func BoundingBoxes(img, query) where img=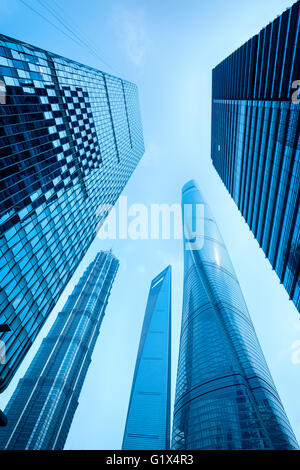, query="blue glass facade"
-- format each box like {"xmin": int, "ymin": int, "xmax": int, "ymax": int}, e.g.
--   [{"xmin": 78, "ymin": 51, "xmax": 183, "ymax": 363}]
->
[
  {"xmin": 172, "ymin": 180, "xmax": 298, "ymax": 450},
  {"xmin": 0, "ymin": 33, "xmax": 144, "ymax": 391},
  {"xmin": 122, "ymin": 266, "xmax": 171, "ymax": 450},
  {"xmin": 211, "ymin": 1, "xmax": 300, "ymax": 311},
  {"xmin": 0, "ymin": 251, "xmax": 119, "ymax": 449}
]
